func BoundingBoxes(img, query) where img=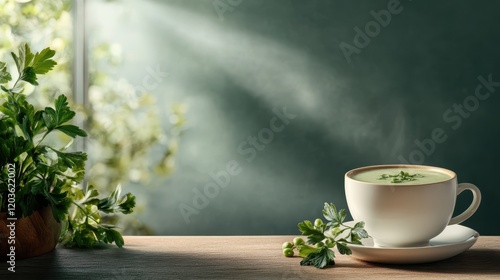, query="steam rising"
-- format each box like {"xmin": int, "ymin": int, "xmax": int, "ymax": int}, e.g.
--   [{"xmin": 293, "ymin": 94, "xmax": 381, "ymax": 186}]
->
[{"xmin": 86, "ymin": 0, "xmax": 493, "ymax": 235}]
